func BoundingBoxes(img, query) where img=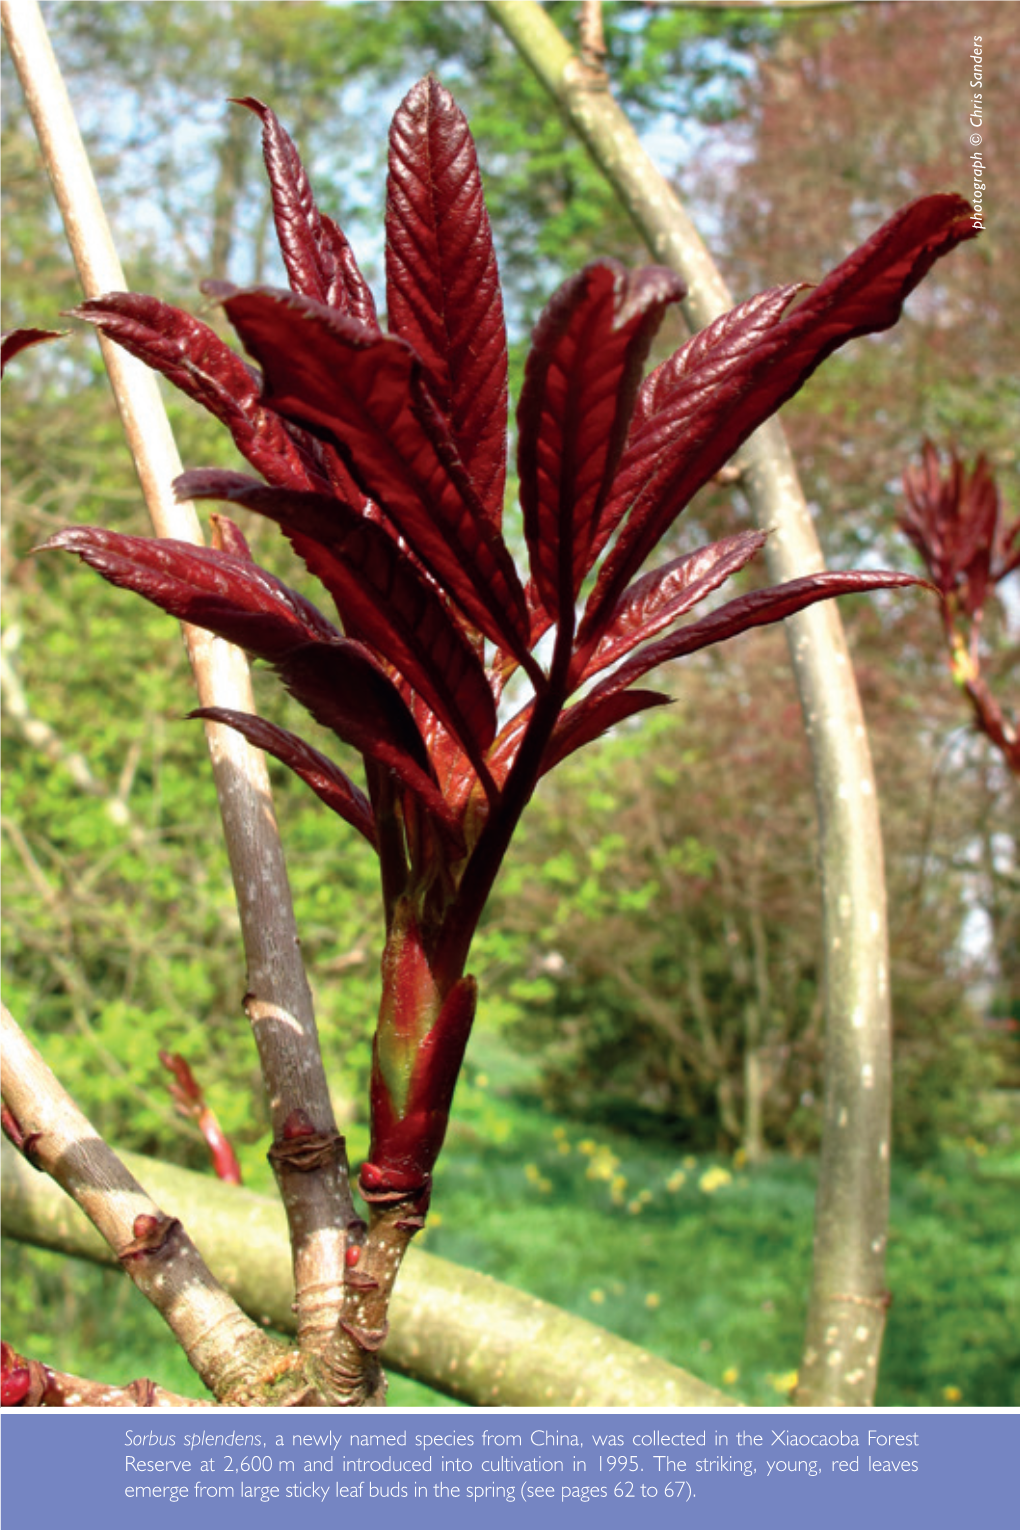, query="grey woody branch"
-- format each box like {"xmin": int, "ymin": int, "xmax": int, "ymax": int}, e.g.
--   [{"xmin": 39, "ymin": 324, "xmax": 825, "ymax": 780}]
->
[{"xmin": 0, "ymin": 1004, "xmax": 286, "ymax": 1401}]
